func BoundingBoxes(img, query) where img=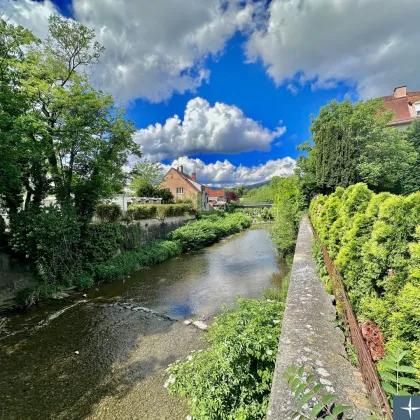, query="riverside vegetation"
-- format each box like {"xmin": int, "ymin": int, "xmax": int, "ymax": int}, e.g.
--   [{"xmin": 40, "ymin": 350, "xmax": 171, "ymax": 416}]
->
[
  {"xmin": 165, "ymin": 177, "xmax": 301, "ymax": 419},
  {"xmin": 12, "ymin": 209, "xmax": 251, "ymax": 306},
  {"xmin": 310, "ymin": 183, "xmax": 420, "ymax": 393}
]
